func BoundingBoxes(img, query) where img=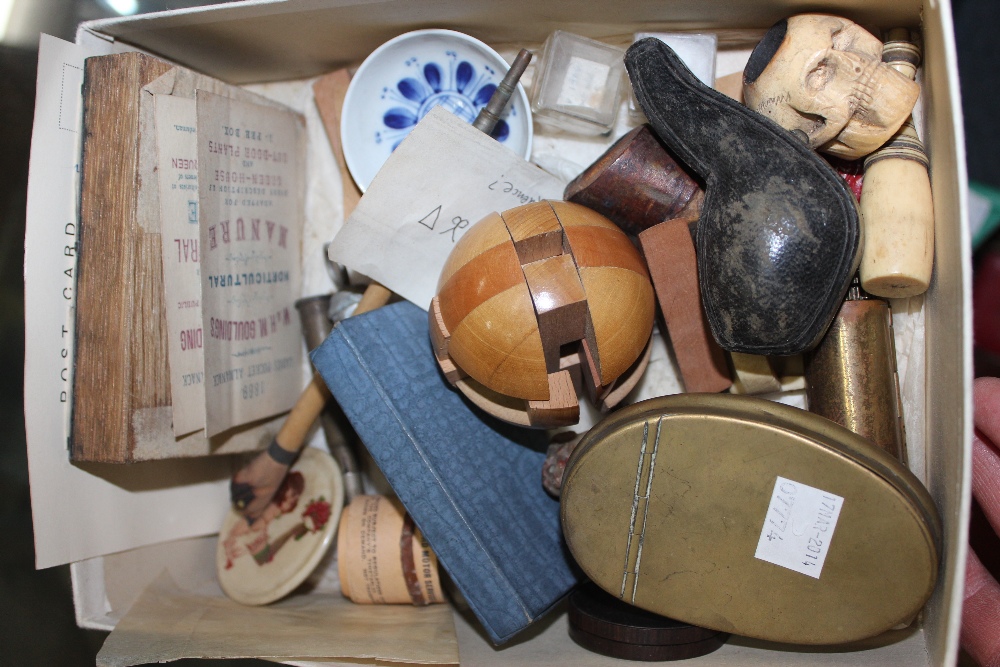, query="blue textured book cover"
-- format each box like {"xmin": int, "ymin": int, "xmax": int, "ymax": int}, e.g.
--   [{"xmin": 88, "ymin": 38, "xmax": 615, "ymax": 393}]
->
[{"xmin": 311, "ymin": 301, "xmax": 579, "ymax": 644}]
